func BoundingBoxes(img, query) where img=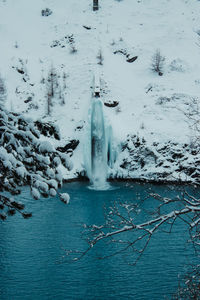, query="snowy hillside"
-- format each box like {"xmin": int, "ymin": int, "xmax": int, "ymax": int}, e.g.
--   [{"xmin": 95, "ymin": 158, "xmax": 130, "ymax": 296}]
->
[{"xmin": 1, "ymin": 0, "xmax": 200, "ymax": 181}]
